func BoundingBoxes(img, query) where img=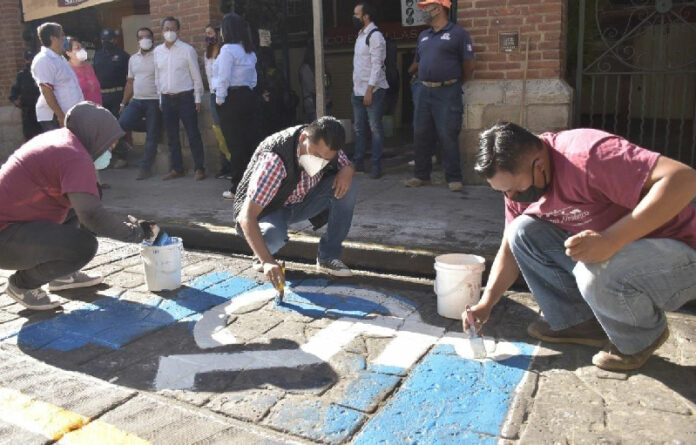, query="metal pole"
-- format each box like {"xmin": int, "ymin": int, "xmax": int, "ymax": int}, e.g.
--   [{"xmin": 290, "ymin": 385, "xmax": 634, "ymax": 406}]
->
[
  {"xmin": 574, "ymin": 0, "xmax": 586, "ymax": 127},
  {"xmin": 312, "ymin": 0, "xmax": 326, "ymax": 118}
]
